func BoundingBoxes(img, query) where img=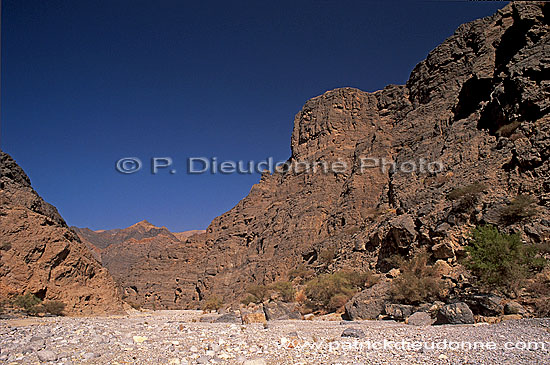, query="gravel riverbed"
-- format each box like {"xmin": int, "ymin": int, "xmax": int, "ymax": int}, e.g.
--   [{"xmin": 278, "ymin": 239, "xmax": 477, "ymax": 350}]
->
[{"xmin": 1, "ymin": 310, "xmax": 549, "ymax": 364}]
